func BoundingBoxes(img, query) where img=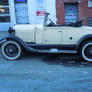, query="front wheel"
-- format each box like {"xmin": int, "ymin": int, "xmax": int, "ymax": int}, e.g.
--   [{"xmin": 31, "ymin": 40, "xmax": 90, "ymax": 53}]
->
[
  {"xmin": 1, "ymin": 40, "xmax": 22, "ymax": 60},
  {"xmin": 80, "ymin": 41, "xmax": 92, "ymax": 62}
]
